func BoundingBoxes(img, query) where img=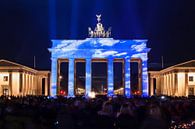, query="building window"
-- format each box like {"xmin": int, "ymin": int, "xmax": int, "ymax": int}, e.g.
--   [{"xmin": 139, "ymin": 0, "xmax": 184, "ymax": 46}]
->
[
  {"xmin": 189, "ymin": 76, "xmax": 194, "ymax": 82},
  {"xmin": 3, "ymin": 76, "xmax": 8, "ymax": 82}
]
